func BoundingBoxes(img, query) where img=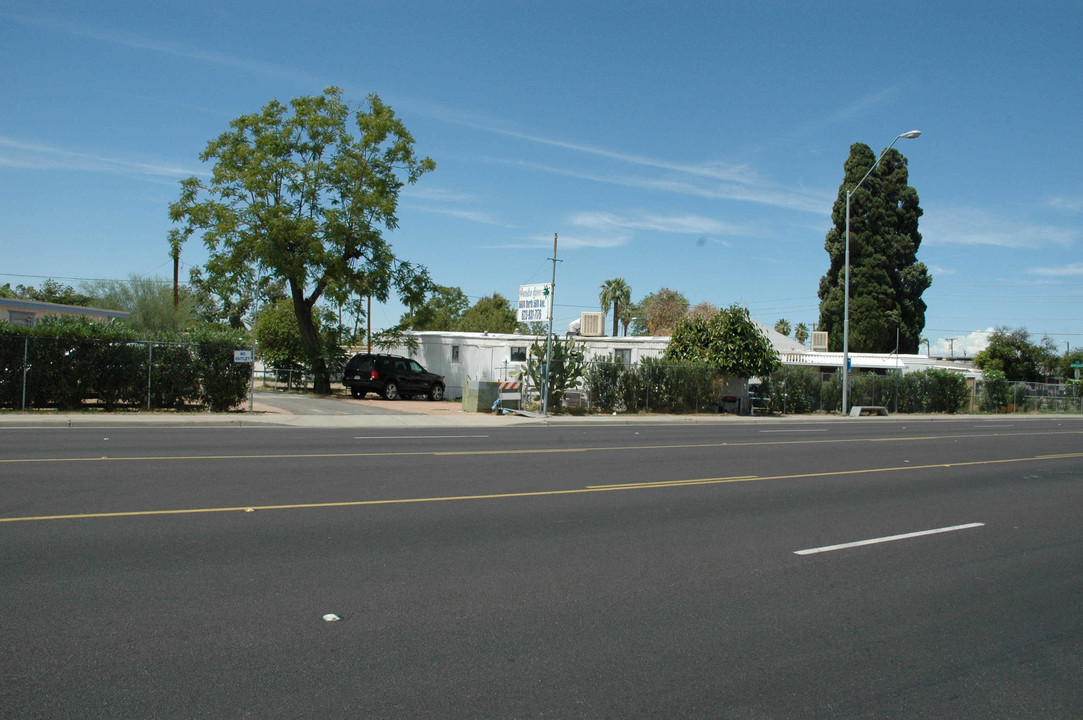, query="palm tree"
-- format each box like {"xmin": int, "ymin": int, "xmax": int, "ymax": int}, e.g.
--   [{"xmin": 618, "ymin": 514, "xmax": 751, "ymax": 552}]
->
[
  {"xmin": 794, "ymin": 322, "xmax": 810, "ymax": 346},
  {"xmin": 599, "ymin": 278, "xmax": 631, "ymax": 337}
]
